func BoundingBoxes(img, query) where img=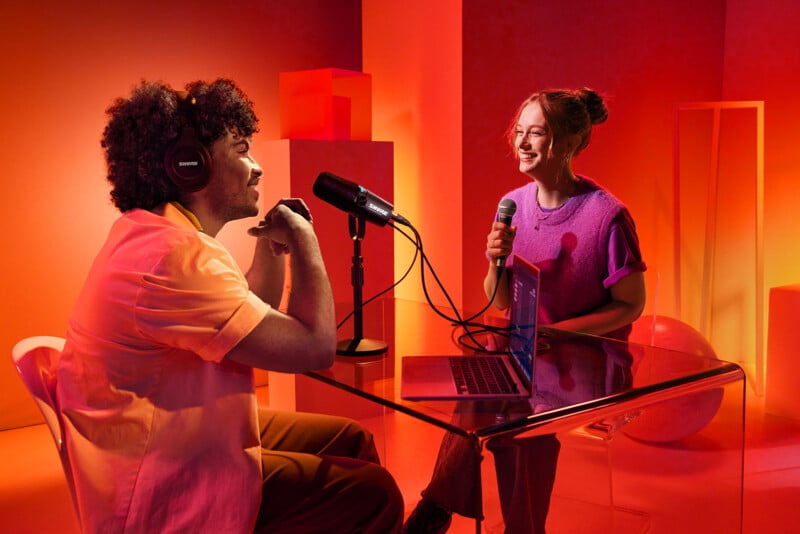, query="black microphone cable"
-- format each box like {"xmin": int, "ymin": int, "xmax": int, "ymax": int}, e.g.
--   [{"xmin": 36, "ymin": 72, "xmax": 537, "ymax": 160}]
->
[
  {"xmin": 393, "ymin": 219, "xmax": 513, "ymax": 354},
  {"xmin": 330, "ymin": 206, "xmax": 515, "ymax": 354}
]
